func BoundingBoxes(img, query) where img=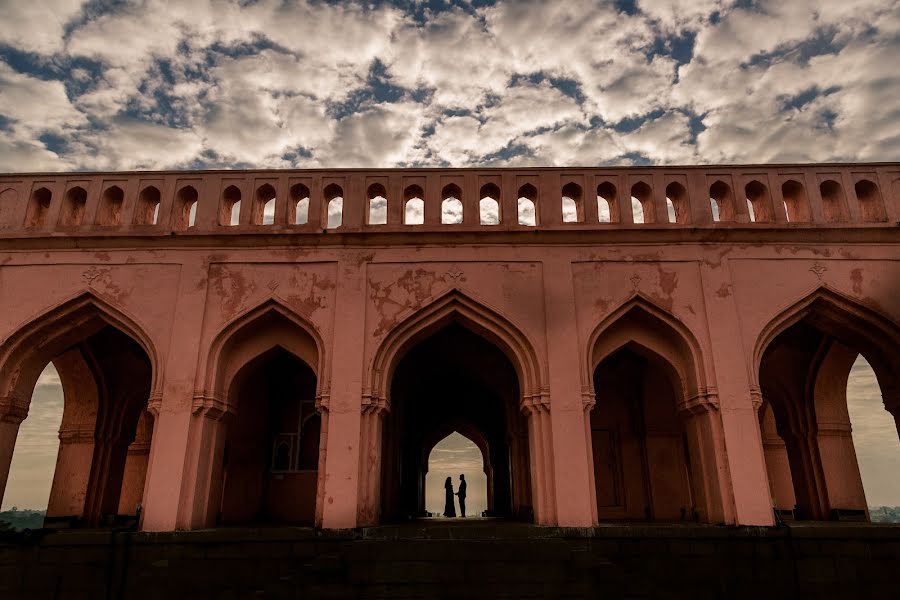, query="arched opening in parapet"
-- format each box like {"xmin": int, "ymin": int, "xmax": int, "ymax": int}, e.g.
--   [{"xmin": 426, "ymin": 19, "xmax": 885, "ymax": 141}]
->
[
  {"xmin": 745, "ymin": 180, "xmax": 772, "ymax": 223},
  {"xmin": 98, "ymin": 185, "xmax": 124, "ymax": 226},
  {"xmin": 0, "ymin": 302, "xmax": 155, "ymax": 529},
  {"xmin": 479, "ymin": 183, "xmax": 500, "ymax": 225},
  {"xmin": 367, "ymin": 183, "xmax": 388, "ymax": 225},
  {"xmin": 854, "ymin": 180, "xmax": 886, "ymax": 223},
  {"xmin": 221, "ymin": 185, "xmax": 241, "ymax": 226},
  {"xmin": 381, "ymin": 323, "xmax": 531, "ymax": 522},
  {"xmin": 781, "ymin": 180, "xmax": 810, "ymax": 223},
  {"xmin": 219, "ymin": 348, "xmax": 320, "ymax": 525},
  {"xmin": 597, "ymin": 181, "xmax": 617, "ymax": 223},
  {"xmin": 517, "ymin": 184, "xmax": 537, "ymax": 226},
  {"xmin": 589, "ymin": 303, "xmax": 716, "ymax": 523},
  {"xmin": 253, "ymin": 184, "xmax": 277, "ymax": 226},
  {"xmin": 665, "ymin": 182, "xmax": 688, "ymax": 224},
  {"xmin": 404, "ymin": 185, "xmax": 424, "ymax": 225},
  {"xmin": 60, "ymin": 186, "xmax": 87, "ymax": 227},
  {"xmin": 756, "ymin": 292, "xmax": 900, "ymax": 522},
  {"xmin": 26, "ymin": 187, "xmax": 52, "ymax": 229},
  {"xmin": 820, "ymin": 180, "xmax": 849, "ymax": 223},
  {"xmin": 290, "ymin": 183, "xmax": 310, "ymax": 225},
  {"xmin": 324, "ymin": 183, "xmax": 343, "ymax": 229},
  {"xmin": 709, "ymin": 180, "xmax": 734, "ymax": 223},
  {"xmin": 135, "ymin": 186, "xmax": 161, "ymax": 226},
  {"xmin": 631, "ymin": 182, "xmax": 652, "ymax": 224},
  {"xmin": 561, "ymin": 182, "xmax": 583, "ymax": 223},
  {"xmin": 174, "ymin": 186, "xmax": 198, "ymax": 230},
  {"xmin": 441, "ymin": 184, "xmax": 463, "ymax": 225},
  {"xmin": 425, "ymin": 431, "xmax": 489, "ymax": 518}
]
